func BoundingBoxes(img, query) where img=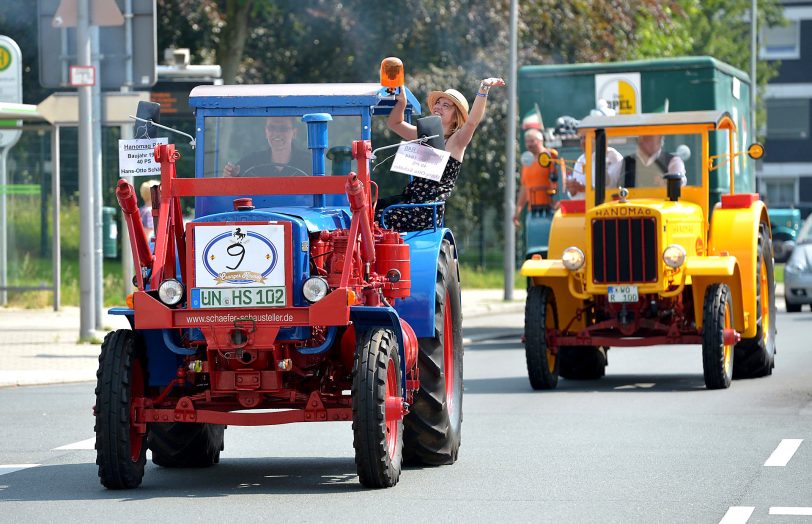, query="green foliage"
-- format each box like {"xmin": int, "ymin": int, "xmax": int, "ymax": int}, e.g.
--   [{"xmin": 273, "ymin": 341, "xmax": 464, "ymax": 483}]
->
[
  {"xmin": 0, "ymin": 0, "xmax": 790, "ymax": 301},
  {"xmin": 459, "ymin": 263, "xmax": 524, "ymax": 290}
]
